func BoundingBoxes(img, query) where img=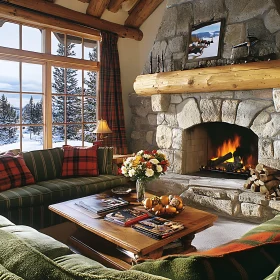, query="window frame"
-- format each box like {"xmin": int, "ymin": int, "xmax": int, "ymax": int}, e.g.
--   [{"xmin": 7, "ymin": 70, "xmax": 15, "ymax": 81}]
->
[{"xmin": 0, "ymin": 18, "xmax": 101, "ymax": 150}]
